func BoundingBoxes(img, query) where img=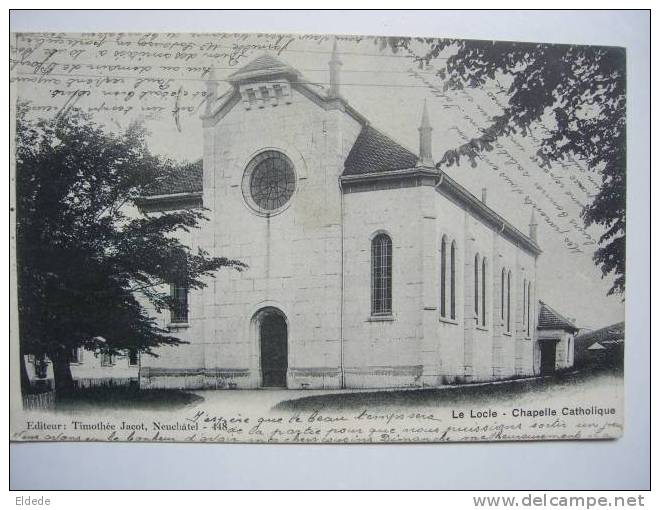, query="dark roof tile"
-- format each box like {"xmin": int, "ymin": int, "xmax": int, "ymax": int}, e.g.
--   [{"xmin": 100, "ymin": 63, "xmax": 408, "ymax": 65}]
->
[
  {"xmin": 144, "ymin": 160, "xmax": 203, "ymax": 196},
  {"xmin": 575, "ymin": 321, "xmax": 625, "ymax": 345},
  {"xmin": 538, "ymin": 300, "xmax": 578, "ymax": 331},
  {"xmin": 343, "ymin": 125, "xmax": 419, "ymax": 176}
]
